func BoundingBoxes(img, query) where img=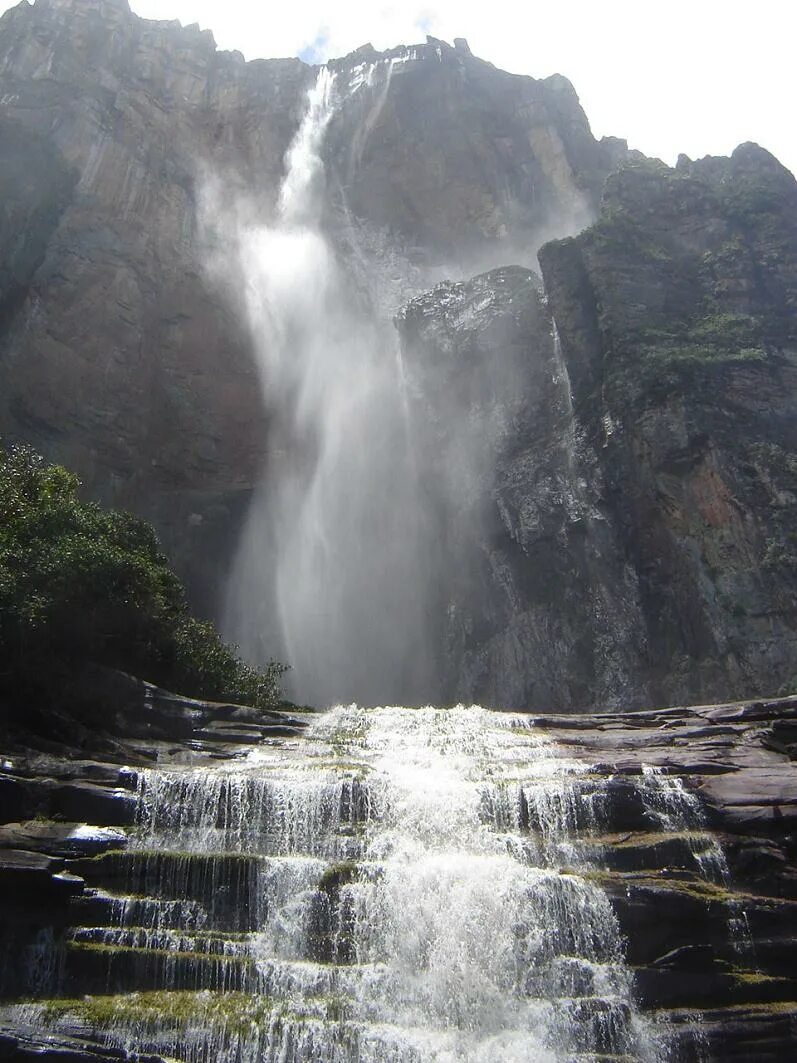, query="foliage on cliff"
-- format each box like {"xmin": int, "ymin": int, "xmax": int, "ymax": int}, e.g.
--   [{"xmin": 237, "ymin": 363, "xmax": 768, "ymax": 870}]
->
[{"xmin": 0, "ymin": 445, "xmax": 287, "ymax": 710}]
